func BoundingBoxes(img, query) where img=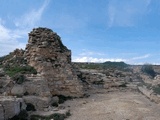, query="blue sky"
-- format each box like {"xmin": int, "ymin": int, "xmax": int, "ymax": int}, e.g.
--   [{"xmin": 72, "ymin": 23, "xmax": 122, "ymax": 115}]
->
[{"xmin": 0, "ymin": 0, "xmax": 160, "ymax": 64}]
